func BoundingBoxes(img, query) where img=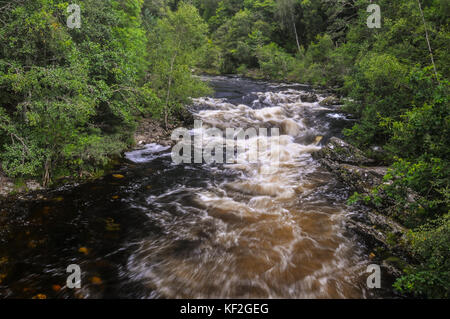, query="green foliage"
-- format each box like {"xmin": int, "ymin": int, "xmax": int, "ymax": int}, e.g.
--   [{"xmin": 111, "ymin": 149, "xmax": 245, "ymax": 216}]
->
[
  {"xmin": 380, "ymin": 157, "xmax": 449, "ymax": 227},
  {"xmin": 343, "ymin": 53, "xmax": 410, "ymax": 147},
  {"xmin": 212, "ymin": 8, "xmax": 260, "ymax": 72},
  {"xmin": 345, "ymin": 68, "xmax": 449, "ymax": 297},
  {"xmin": 0, "ymin": 0, "xmax": 209, "ymax": 184},
  {"xmin": 182, "ymin": 0, "xmax": 450, "ymax": 300},
  {"xmin": 394, "ymin": 214, "xmax": 450, "ymax": 298},
  {"xmin": 147, "ymin": 2, "xmax": 211, "ymax": 127},
  {"xmin": 197, "ymin": 39, "xmax": 223, "ymax": 73},
  {"xmin": 385, "ymin": 74, "xmax": 449, "ymax": 160},
  {"xmin": 287, "ymin": 34, "xmax": 351, "ymax": 86},
  {"xmin": 0, "ymin": 0, "xmax": 150, "ymax": 184},
  {"xmin": 369, "ymin": 72, "xmax": 449, "ymax": 227},
  {"xmin": 256, "ymin": 43, "xmax": 295, "ymax": 80},
  {"xmin": 0, "ymin": 0, "xmax": 448, "ymax": 298}
]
